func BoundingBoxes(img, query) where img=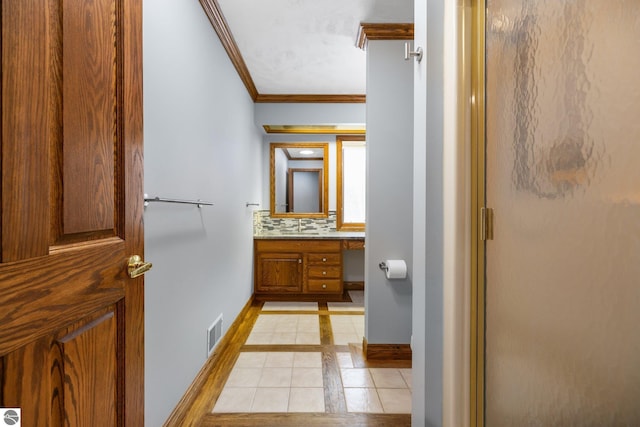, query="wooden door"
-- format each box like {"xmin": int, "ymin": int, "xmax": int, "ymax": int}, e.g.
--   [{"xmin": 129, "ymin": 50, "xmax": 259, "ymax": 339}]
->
[{"xmin": 0, "ymin": 0, "xmax": 144, "ymax": 425}]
